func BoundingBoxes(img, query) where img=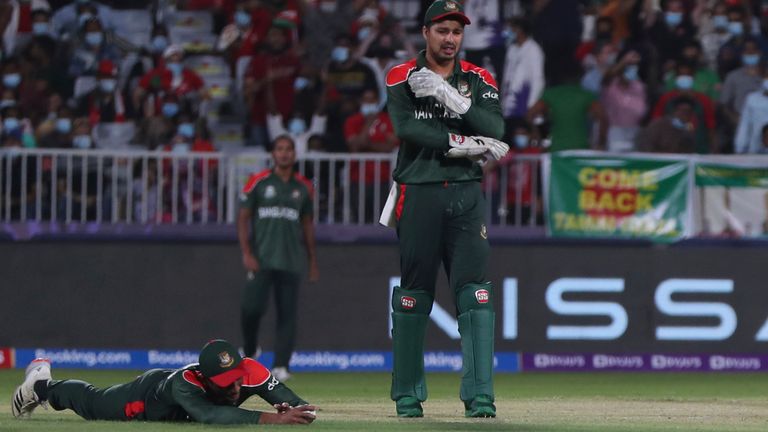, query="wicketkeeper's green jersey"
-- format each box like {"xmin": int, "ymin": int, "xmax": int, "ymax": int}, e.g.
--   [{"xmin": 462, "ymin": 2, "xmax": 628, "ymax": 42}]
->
[
  {"xmin": 385, "ymin": 50, "xmax": 505, "ymax": 185},
  {"xmin": 240, "ymin": 169, "xmax": 313, "ymax": 274}
]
